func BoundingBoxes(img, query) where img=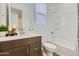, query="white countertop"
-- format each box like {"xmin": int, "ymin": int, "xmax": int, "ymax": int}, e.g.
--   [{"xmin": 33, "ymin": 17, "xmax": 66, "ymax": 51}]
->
[{"xmin": 0, "ymin": 32, "xmax": 41, "ymax": 42}]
